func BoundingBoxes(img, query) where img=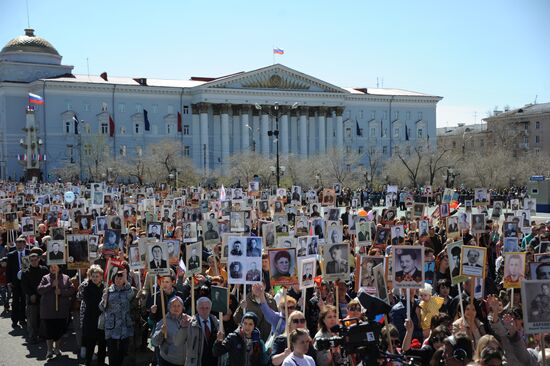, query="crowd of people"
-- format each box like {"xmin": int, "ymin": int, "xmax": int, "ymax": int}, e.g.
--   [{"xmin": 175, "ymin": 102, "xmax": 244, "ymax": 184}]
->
[{"xmin": 0, "ymin": 180, "xmax": 548, "ymax": 366}]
